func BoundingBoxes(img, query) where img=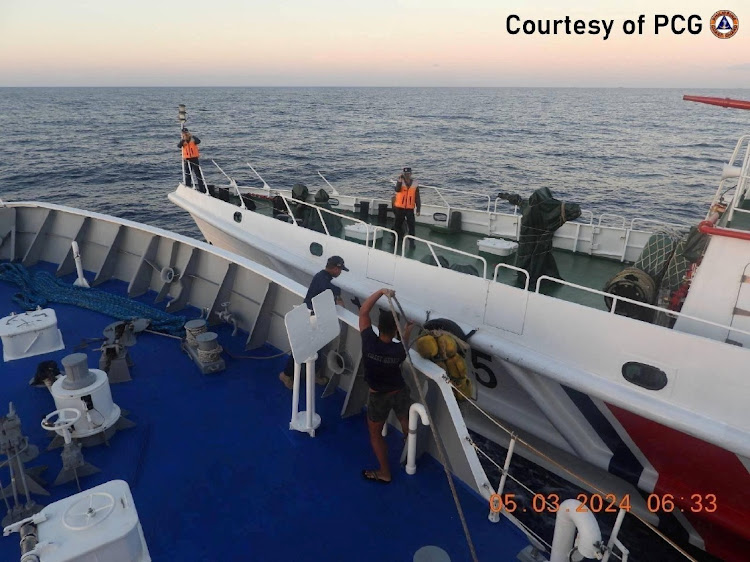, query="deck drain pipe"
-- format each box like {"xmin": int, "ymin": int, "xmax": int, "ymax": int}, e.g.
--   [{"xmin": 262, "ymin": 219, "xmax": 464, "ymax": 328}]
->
[
  {"xmin": 550, "ymin": 499, "xmax": 603, "ymax": 562},
  {"xmin": 406, "ymin": 403, "xmax": 430, "ymax": 475}
]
